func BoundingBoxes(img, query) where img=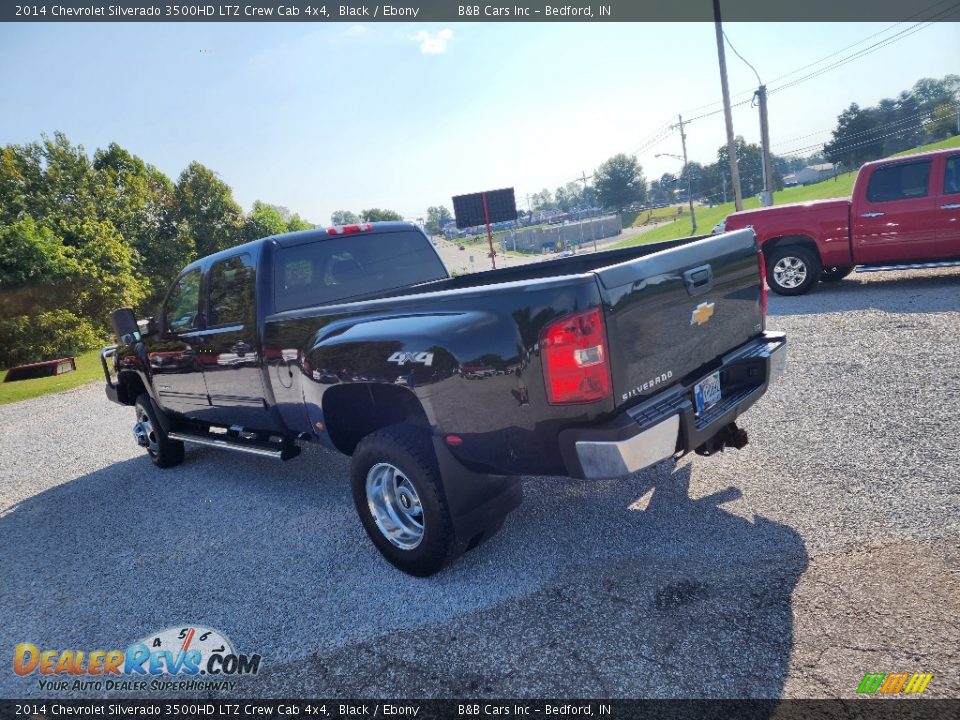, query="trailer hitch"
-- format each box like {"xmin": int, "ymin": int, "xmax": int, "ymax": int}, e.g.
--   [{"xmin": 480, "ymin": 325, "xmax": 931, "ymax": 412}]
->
[{"xmin": 695, "ymin": 422, "xmax": 749, "ymax": 457}]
